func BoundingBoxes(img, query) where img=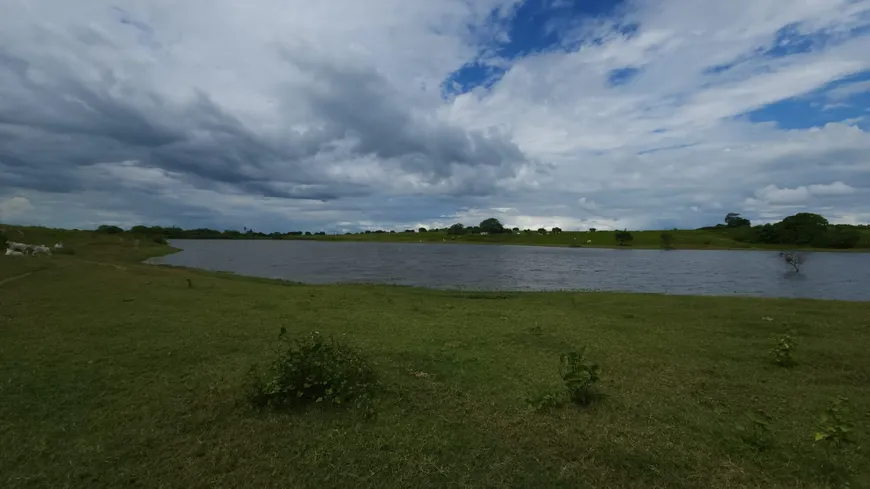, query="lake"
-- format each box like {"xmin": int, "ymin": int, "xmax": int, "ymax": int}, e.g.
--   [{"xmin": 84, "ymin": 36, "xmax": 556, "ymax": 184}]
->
[{"xmin": 148, "ymin": 240, "xmax": 870, "ymax": 301}]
